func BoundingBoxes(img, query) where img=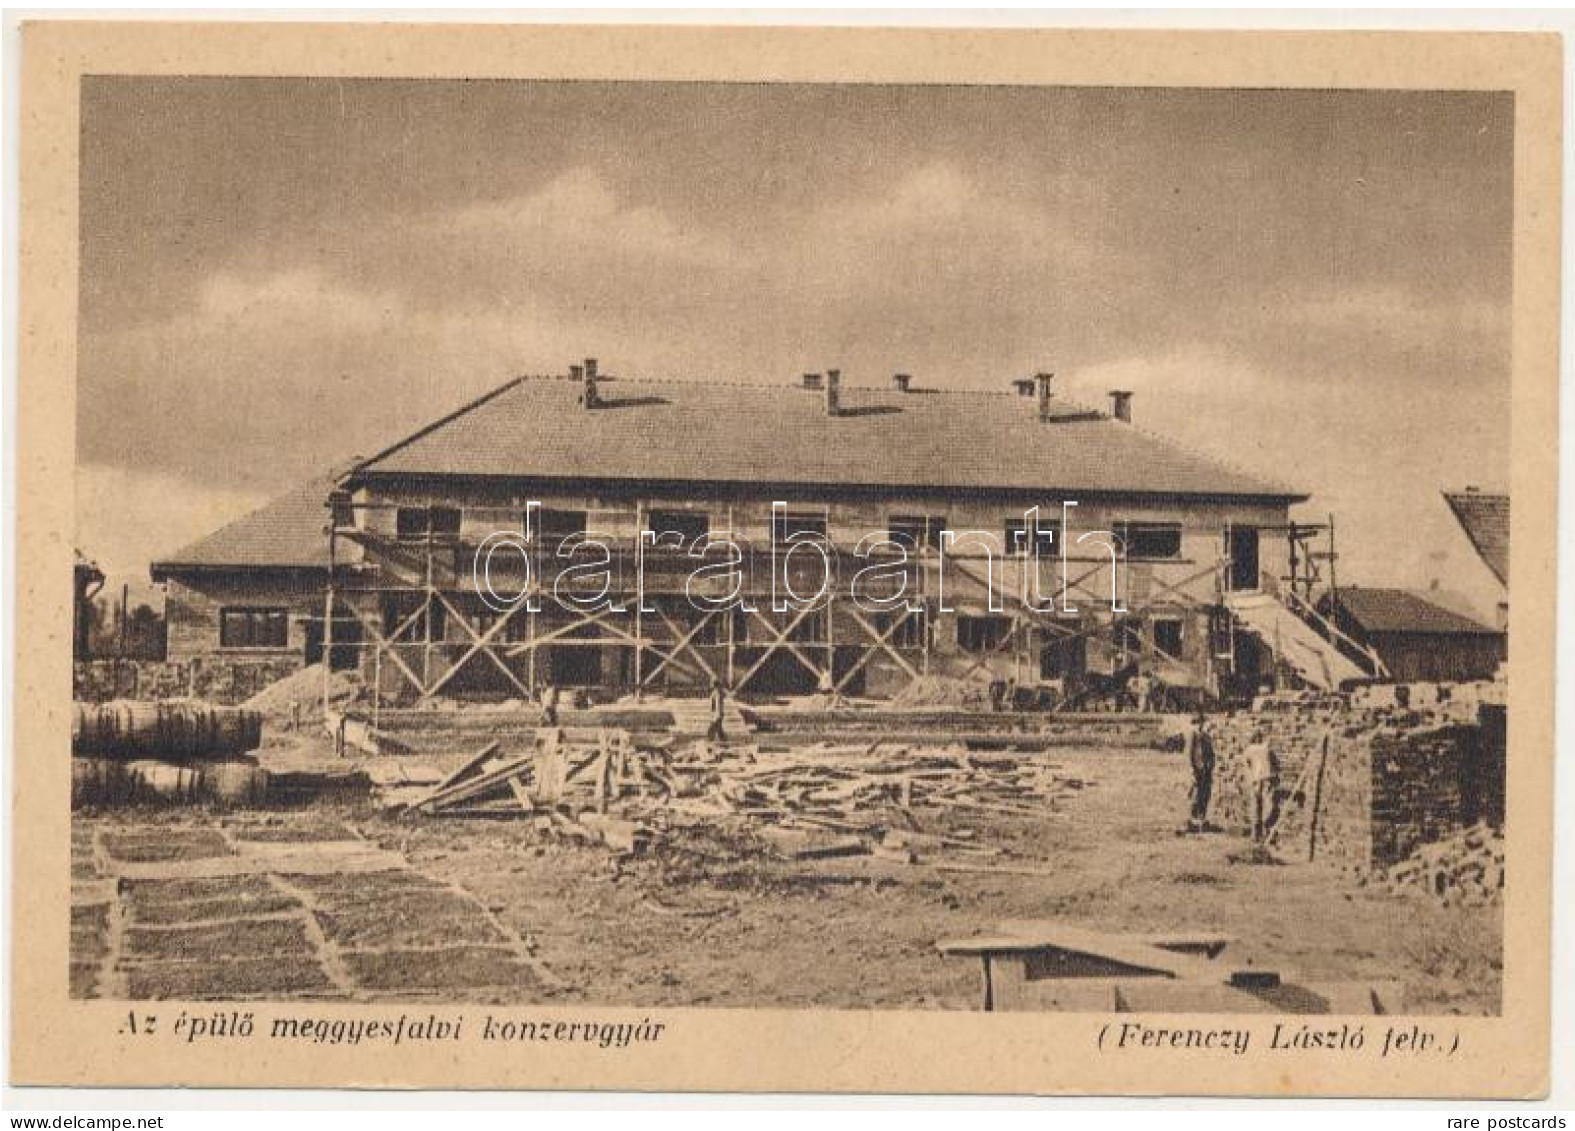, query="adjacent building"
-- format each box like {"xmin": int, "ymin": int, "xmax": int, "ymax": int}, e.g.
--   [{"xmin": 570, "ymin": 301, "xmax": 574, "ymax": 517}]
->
[
  {"xmin": 1442, "ymin": 488, "xmax": 1510, "ymax": 633},
  {"xmin": 150, "ymin": 471, "xmax": 357, "ymax": 670},
  {"xmin": 1317, "ymin": 586, "xmax": 1505, "ymax": 684},
  {"xmin": 73, "ymin": 550, "xmax": 104, "ymax": 661}
]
